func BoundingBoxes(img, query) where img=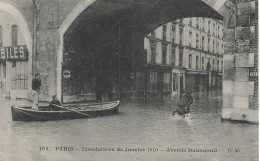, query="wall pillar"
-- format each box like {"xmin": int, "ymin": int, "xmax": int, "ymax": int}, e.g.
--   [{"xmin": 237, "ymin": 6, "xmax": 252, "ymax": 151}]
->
[
  {"xmin": 33, "ymin": 0, "xmax": 59, "ymax": 102},
  {"xmin": 221, "ymin": 0, "xmax": 258, "ymax": 123}
]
